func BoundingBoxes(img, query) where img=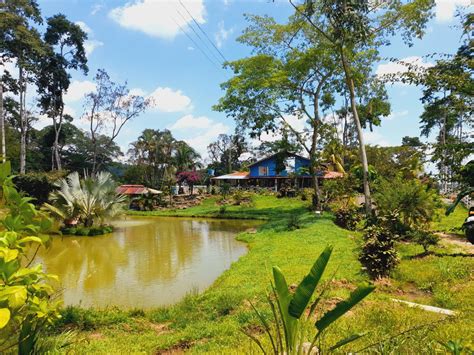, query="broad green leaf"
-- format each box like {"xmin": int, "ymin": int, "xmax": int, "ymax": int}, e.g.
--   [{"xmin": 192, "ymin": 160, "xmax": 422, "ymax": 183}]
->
[
  {"xmin": 18, "ymin": 236, "xmax": 43, "ymax": 245},
  {"xmin": 289, "ymin": 246, "xmax": 333, "ymax": 319},
  {"xmin": 0, "ymin": 308, "xmax": 10, "ymax": 329},
  {"xmin": 0, "ymin": 247, "xmax": 19, "ymax": 262},
  {"xmin": 8, "ymin": 286, "xmax": 27, "ymax": 308},
  {"xmin": 272, "ymin": 266, "xmax": 297, "ymax": 350},
  {"xmin": 329, "ymin": 333, "xmax": 365, "ymax": 351},
  {"xmin": 315, "ymin": 284, "xmax": 375, "ymax": 332}
]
